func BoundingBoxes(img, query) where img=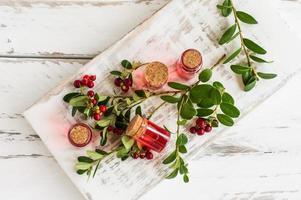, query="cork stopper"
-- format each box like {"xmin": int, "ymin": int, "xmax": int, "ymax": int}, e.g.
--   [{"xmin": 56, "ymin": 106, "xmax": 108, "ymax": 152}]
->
[
  {"xmin": 68, "ymin": 123, "xmax": 92, "ymax": 147},
  {"xmin": 144, "ymin": 61, "xmax": 168, "ymax": 88},
  {"xmin": 126, "ymin": 115, "xmax": 145, "ymax": 137},
  {"xmin": 182, "ymin": 49, "xmax": 202, "ymax": 69}
]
